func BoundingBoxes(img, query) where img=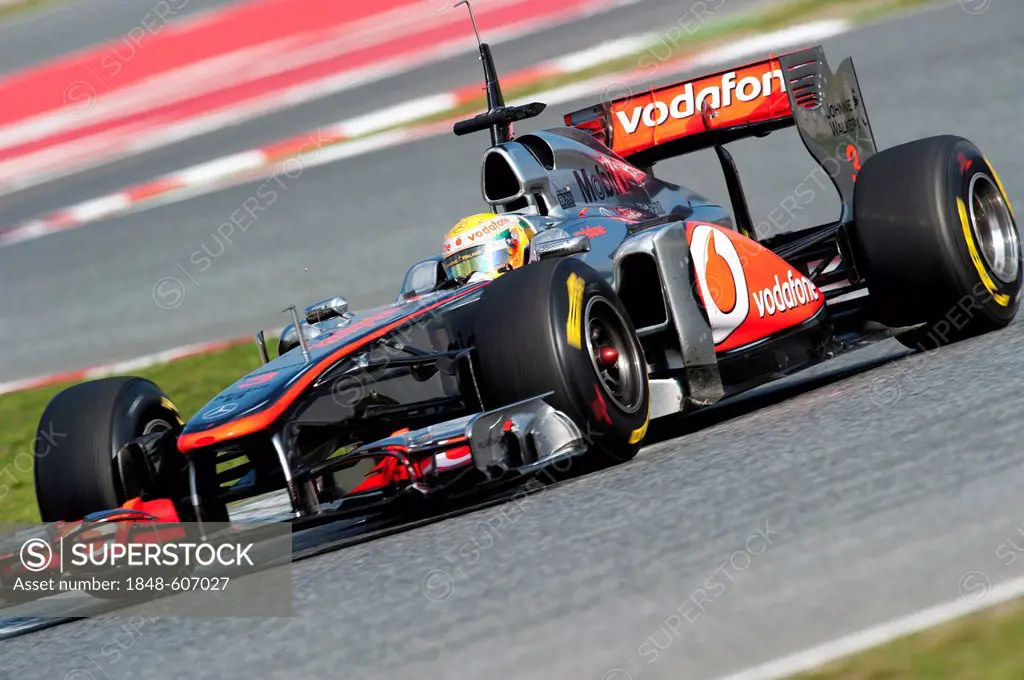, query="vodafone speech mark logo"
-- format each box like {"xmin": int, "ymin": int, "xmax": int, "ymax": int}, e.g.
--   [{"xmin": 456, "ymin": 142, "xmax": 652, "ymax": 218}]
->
[
  {"xmin": 752, "ymin": 270, "xmax": 820, "ymax": 318},
  {"xmin": 691, "ymin": 224, "xmax": 824, "ymax": 351},
  {"xmin": 616, "ymin": 69, "xmax": 786, "ymax": 134},
  {"xmin": 691, "ymin": 224, "xmax": 749, "ymax": 344}
]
